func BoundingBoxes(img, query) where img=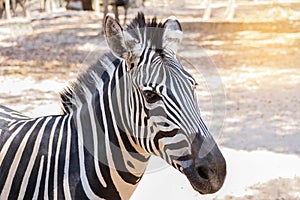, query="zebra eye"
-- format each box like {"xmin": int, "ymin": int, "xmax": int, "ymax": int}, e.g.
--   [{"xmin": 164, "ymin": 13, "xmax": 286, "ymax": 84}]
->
[
  {"xmin": 143, "ymin": 90, "xmax": 161, "ymax": 103},
  {"xmin": 194, "ymin": 82, "xmax": 198, "ymax": 89}
]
